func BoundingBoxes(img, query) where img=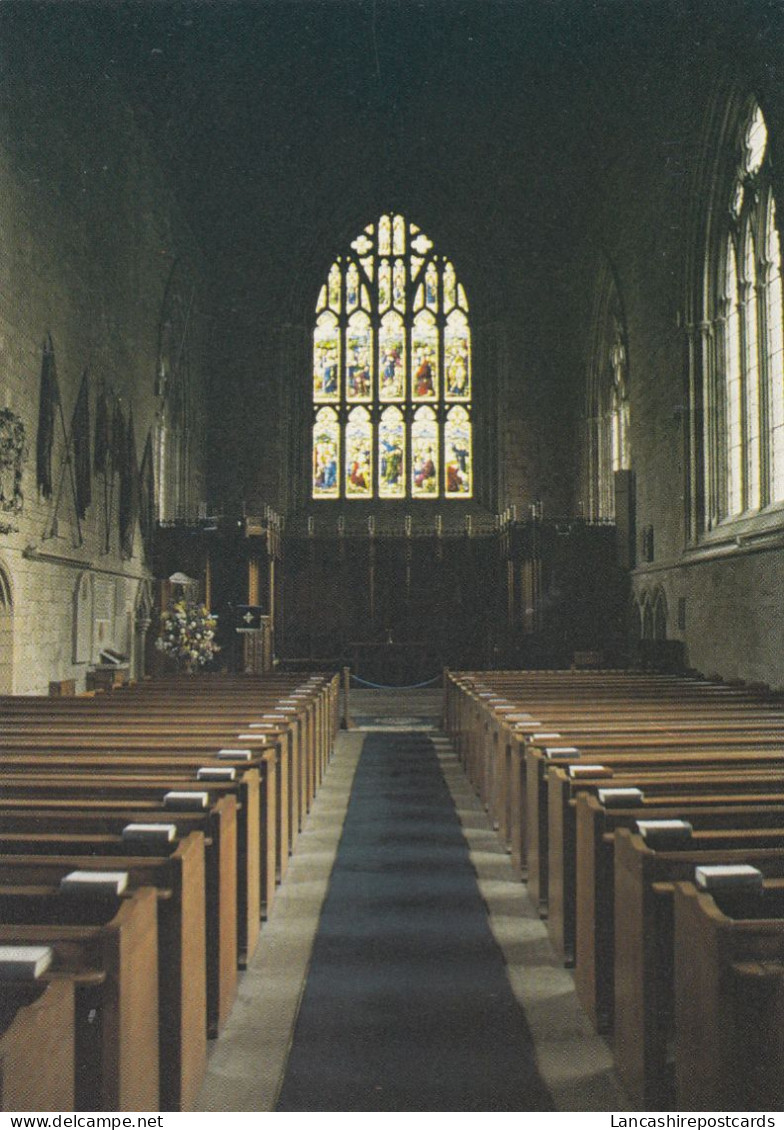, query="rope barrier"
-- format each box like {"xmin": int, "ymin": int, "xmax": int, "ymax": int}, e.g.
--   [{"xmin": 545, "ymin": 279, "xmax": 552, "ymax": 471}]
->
[{"xmin": 349, "ymin": 672, "xmax": 441, "ymax": 691}]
